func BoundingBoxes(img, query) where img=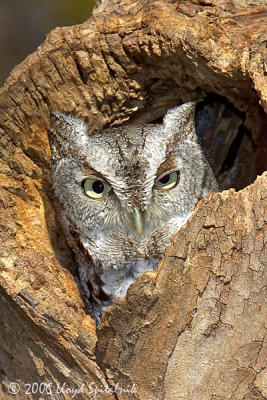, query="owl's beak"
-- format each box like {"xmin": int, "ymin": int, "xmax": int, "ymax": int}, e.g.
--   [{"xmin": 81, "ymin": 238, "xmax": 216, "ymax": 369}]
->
[{"xmin": 133, "ymin": 208, "xmax": 143, "ymax": 236}]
